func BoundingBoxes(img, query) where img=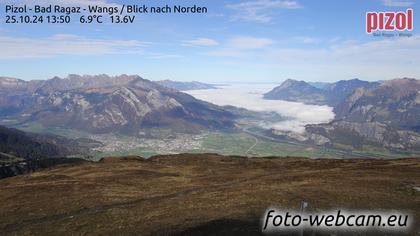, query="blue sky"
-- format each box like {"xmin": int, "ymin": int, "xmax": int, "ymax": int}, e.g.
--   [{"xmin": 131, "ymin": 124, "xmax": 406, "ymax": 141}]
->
[{"xmin": 0, "ymin": 0, "xmax": 419, "ymax": 82}]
